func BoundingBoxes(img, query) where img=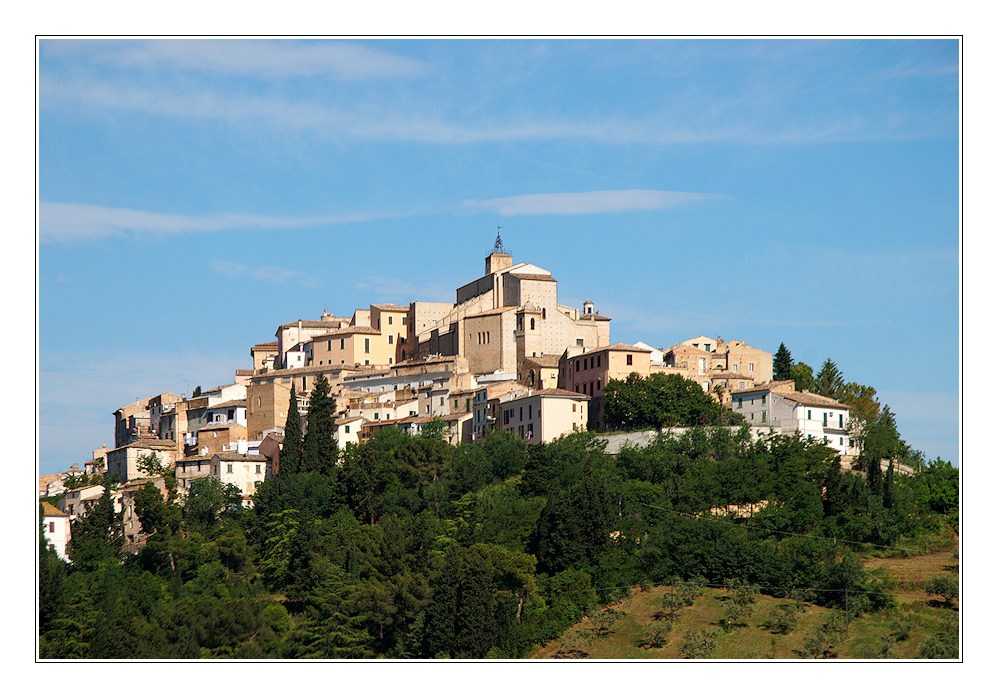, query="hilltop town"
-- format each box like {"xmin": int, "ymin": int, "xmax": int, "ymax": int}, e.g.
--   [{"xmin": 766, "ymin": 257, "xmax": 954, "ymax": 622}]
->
[{"xmin": 41, "ymin": 242, "xmax": 862, "ymax": 557}]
